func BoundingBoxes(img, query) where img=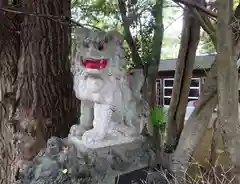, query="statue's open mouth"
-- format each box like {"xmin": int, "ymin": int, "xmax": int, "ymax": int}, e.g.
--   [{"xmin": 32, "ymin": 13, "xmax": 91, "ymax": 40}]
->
[{"xmin": 82, "ymin": 59, "xmax": 108, "ymax": 70}]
